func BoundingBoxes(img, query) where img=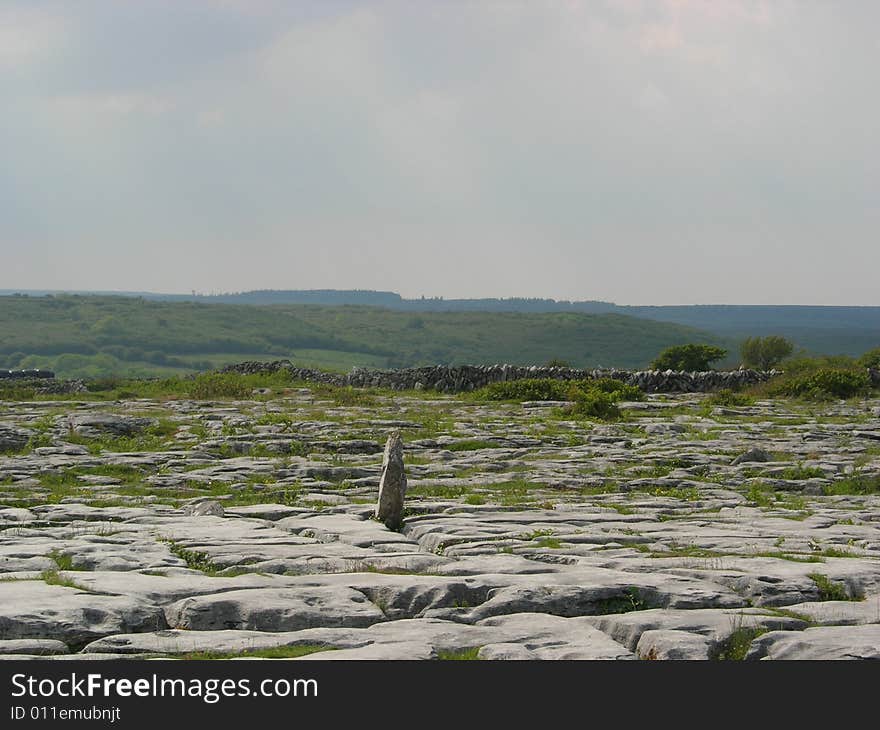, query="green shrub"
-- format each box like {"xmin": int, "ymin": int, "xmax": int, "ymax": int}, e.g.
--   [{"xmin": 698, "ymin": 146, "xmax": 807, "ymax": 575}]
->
[
  {"xmin": 476, "ymin": 377, "xmax": 643, "ymax": 404},
  {"xmin": 779, "ymin": 355, "xmax": 859, "ymax": 375},
  {"xmin": 770, "ymin": 368, "xmax": 870, "ymax": 400},
  {"xmin": 857, "ymin": 347, "xmax": 880, "ymax": 369},
  {"xmin": 651, "ymin": 344, "xmax": 727, "ymax": 371},
  {"xmin": 824, "ymin": 473, "xmax": 880, "ymax": 495},
  {"xmin": 478, "ymin": 379, "xmax": 570, "ymax": 402},
  {"xmin": 706, "ymin": 389, "xmax": 753, "ymax": 407},
  {"xmin": 778, "ymin": 465, "xmax": 825, "ymax": 480},
  {"xmin": 564, "ymin": 391, "xmax": 621, "ymax": 420},
  {"xmin": 740, "ymin": 336, "xmax": 794, "ymax": 370},
  {"xmin": 585, "ymin": 378, "xmax": 645, "ymax": 401}
]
